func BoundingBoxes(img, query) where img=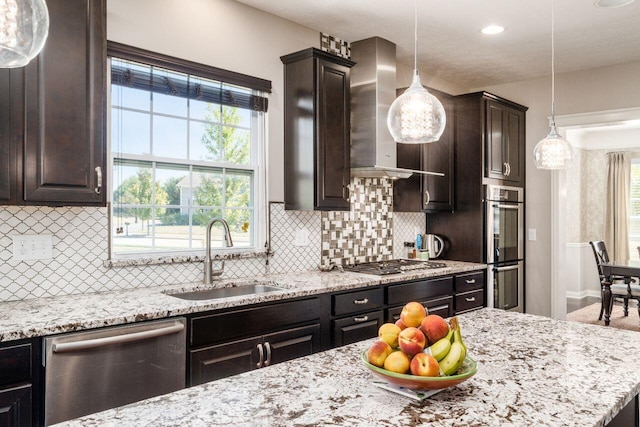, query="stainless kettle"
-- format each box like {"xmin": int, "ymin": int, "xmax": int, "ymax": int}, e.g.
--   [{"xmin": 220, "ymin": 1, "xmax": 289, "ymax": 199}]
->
[{"xmin": 424, "ymin": 234, "xmax": 444, "ymax": 259}]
